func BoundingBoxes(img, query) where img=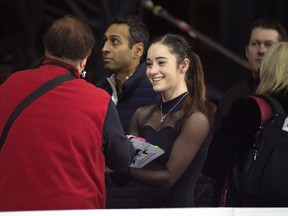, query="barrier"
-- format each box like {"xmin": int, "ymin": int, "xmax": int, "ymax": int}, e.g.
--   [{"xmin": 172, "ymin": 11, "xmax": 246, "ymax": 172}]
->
[{"xmin": 1, "ymin": 208, "xmax": 288, "ymax": 216}]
